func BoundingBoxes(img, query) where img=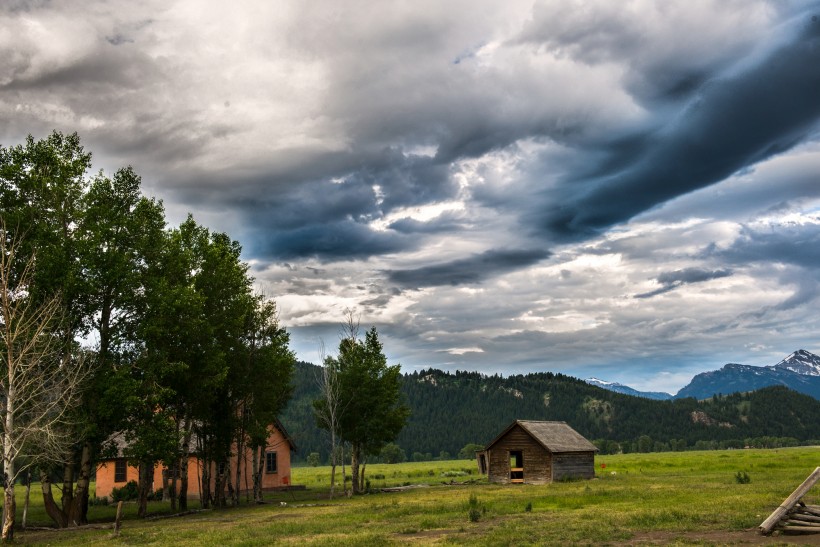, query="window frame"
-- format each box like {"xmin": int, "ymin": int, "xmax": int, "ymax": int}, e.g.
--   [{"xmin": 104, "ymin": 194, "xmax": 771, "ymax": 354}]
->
[
  {"xmin": 265, "ymin": 451, "xmax": 278, "ymax": 474},
  {"xmin": 114, "ymin": 459, "xmax": 127, "ymax": 483}
]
